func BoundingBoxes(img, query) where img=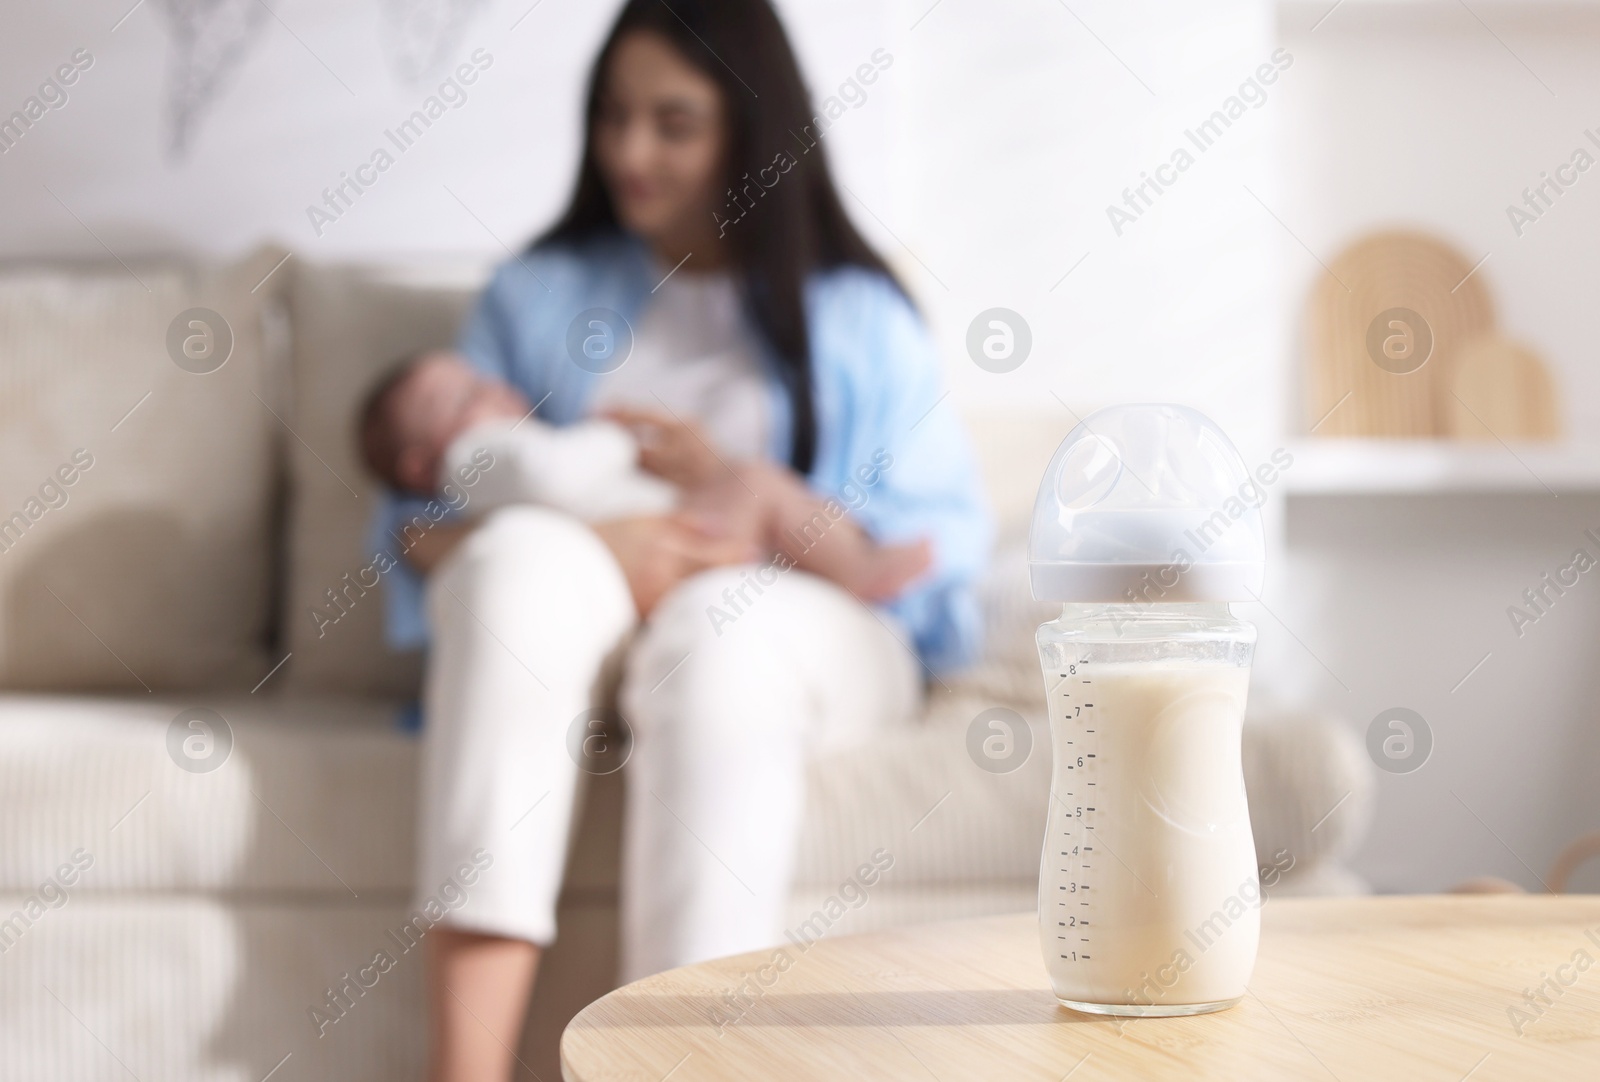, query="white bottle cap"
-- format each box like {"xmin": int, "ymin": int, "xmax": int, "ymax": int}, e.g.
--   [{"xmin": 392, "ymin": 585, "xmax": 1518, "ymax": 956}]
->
[{"xmin": 1028, "ymin": 404, "xmax": 1266, "ymax": 603}]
